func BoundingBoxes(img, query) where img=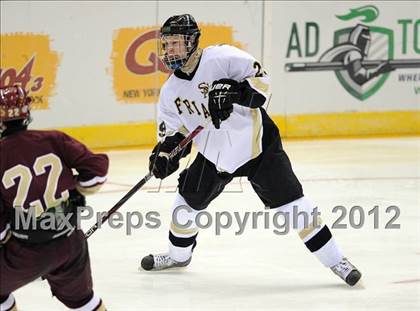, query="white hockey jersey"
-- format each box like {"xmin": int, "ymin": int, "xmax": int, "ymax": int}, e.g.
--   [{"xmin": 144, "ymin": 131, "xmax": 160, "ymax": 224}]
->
[{"xmin": 157, "ymin": 45, "xmax": 270, "ymax": 173}]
